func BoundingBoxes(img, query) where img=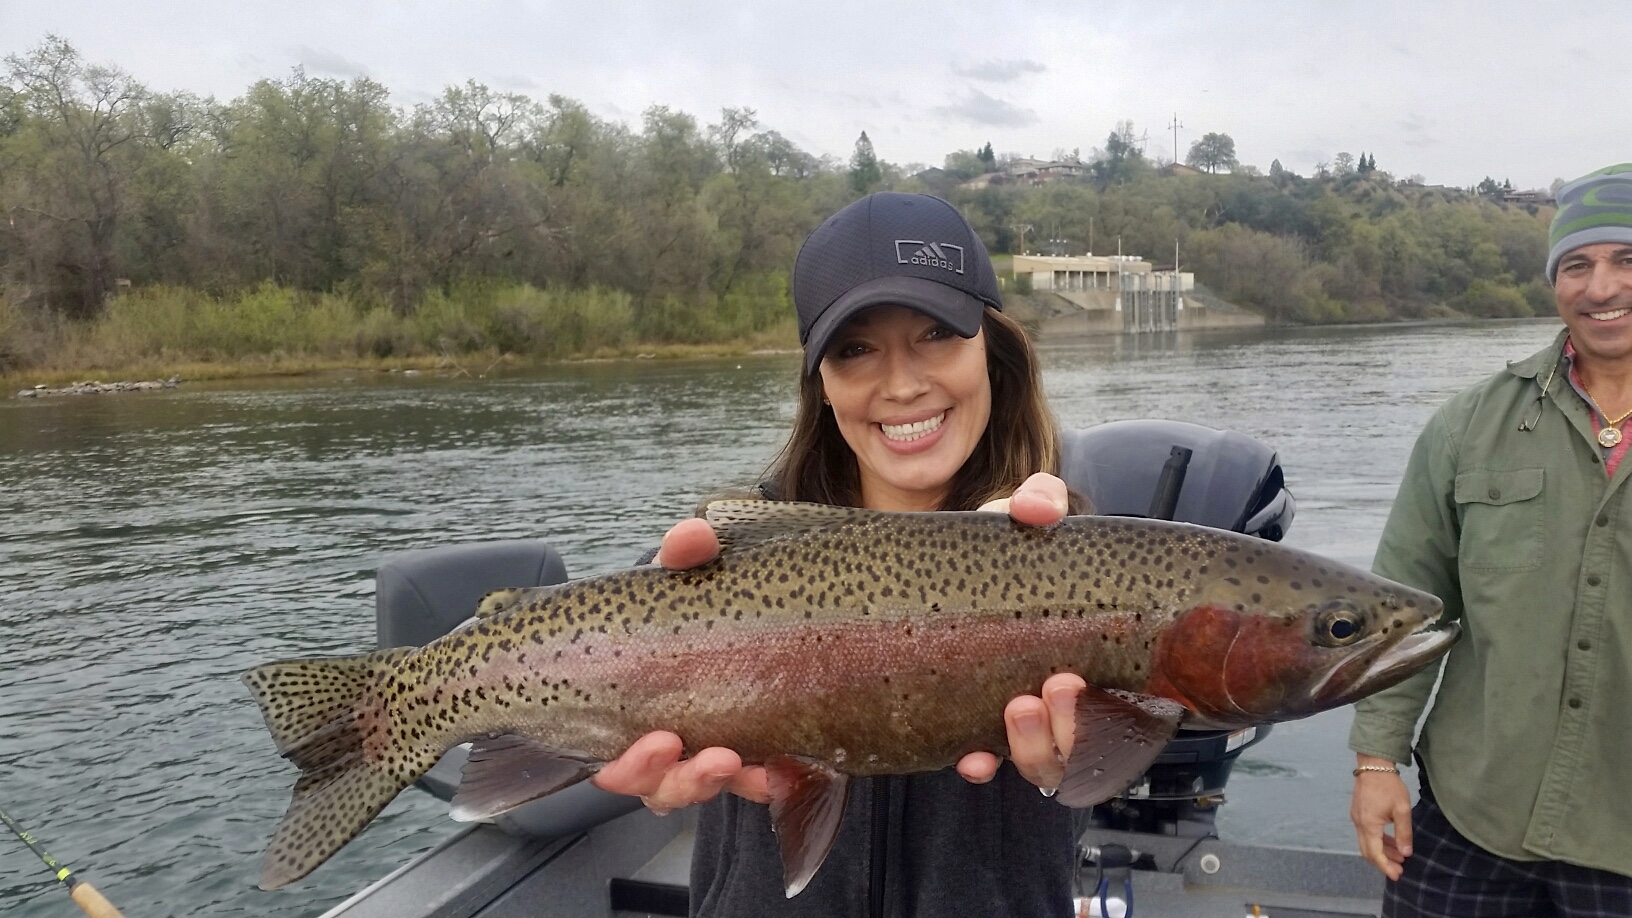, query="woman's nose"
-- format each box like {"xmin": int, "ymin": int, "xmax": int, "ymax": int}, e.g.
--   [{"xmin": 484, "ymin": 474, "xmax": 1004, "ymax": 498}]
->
[{"xmin": 880, "ymin": 350, "xmax": 931, "ymax": 400}]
